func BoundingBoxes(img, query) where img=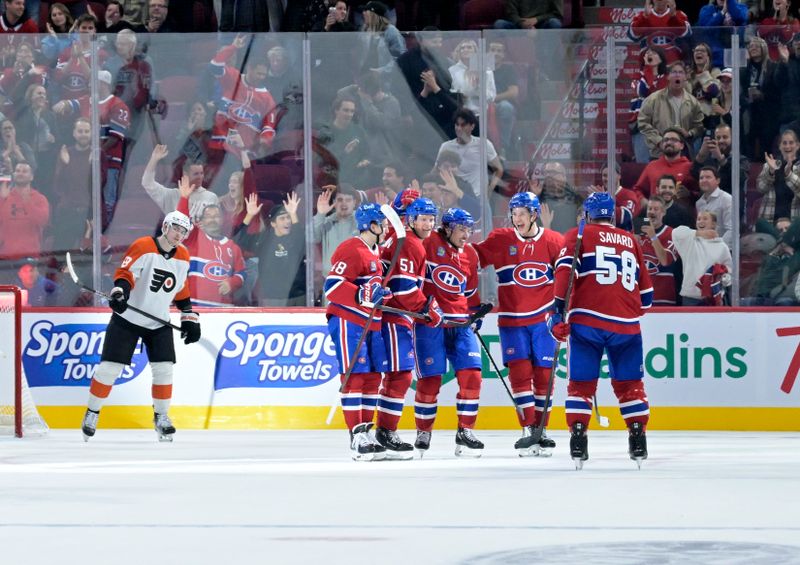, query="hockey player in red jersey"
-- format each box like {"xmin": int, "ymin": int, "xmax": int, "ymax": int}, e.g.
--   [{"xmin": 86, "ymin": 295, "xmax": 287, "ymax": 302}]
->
[
  {"xmin": 376, "ymin": 197, "xmax": 443, "ymax": 459},
  {"xmin": 414, "ymin": 207, "xmax": 484, "ymax": 457},
  {"xmin": 81, "ymin": 211, "xmax": 201, "ymax": 442},
  {"xmin": 549, "ymin": 192, "xmax": 654, "ymax": 469},
  {"xmin": 324, "ymin": 203, "xmax": 392, "ymax": 461},
  {"xmin": 472, "ymin": 192, "xmax": 564, "ymax": 456}
]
